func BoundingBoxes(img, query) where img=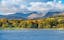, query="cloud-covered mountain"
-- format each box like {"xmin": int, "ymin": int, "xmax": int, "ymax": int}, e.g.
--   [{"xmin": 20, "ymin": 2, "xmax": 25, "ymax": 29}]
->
[
  {"xmin": 0, "ymin": 11, "xmax": 41, "ymax": 19},
  {"xmin": 44, "ymin": 11, "xmax": 64, "ymax": 17},
  {"xmin": 0, "ymin": 0, "xmax": 64, "ymax": 19},
  {"xmin": 27, "ymin": 11, "xmax": 64, "ymax": 19},
  {"xmin": 0, "ymin": 10, "xmax": 64, "ymax": 19}
]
